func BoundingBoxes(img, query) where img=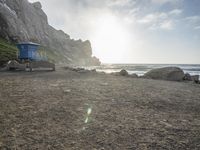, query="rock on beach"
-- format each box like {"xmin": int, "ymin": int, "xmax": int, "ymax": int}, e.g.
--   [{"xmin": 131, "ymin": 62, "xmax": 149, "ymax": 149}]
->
[{"xmin": 144, "ymin": 67, "xmax": 185, "ymax": 81}]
